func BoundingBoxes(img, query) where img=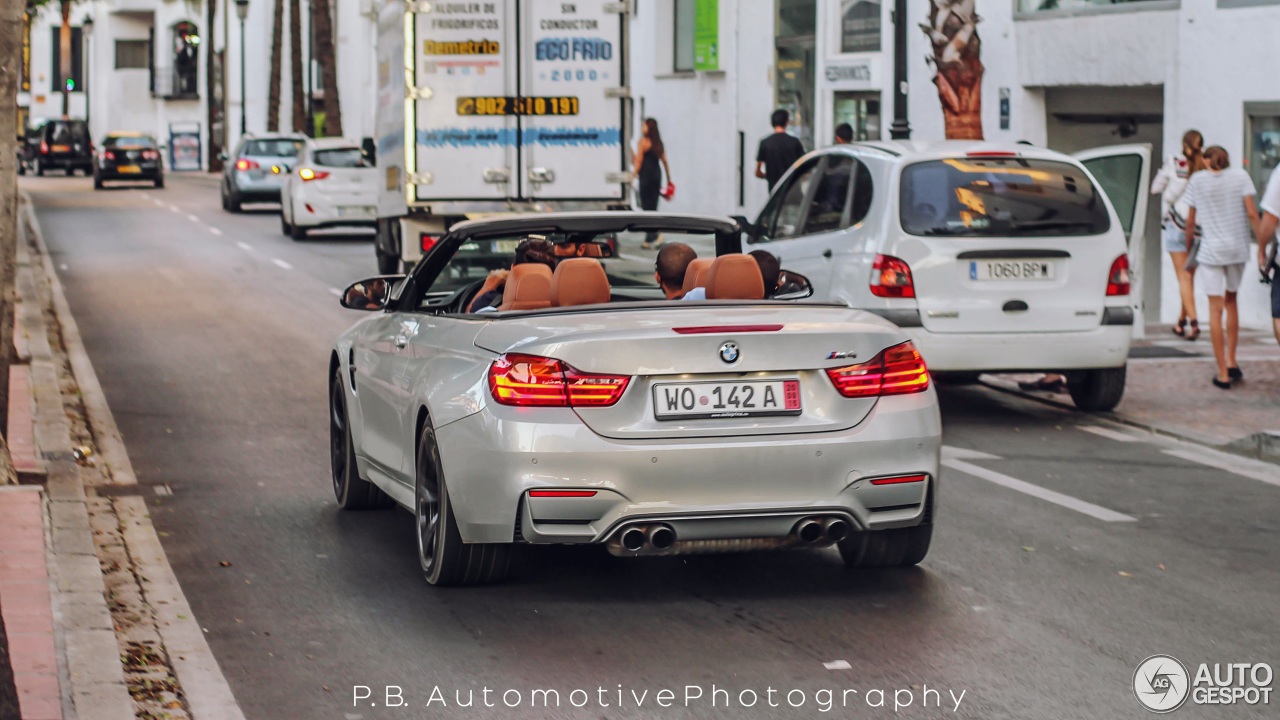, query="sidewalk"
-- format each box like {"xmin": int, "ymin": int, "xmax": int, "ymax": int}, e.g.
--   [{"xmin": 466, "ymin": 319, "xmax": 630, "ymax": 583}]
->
[{"xmin": 987, "ymin": 324, "xmax": 1280, "ymax": 462}]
